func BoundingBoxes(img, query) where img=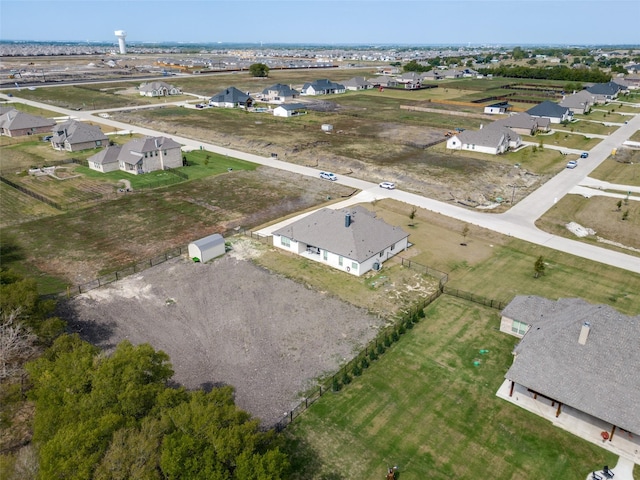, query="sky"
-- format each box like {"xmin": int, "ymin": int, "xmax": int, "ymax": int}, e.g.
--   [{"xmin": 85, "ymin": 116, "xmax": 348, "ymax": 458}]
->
[{"xmin": 1, "ymin": 0, "xmax": 639, "ymax": 46}]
